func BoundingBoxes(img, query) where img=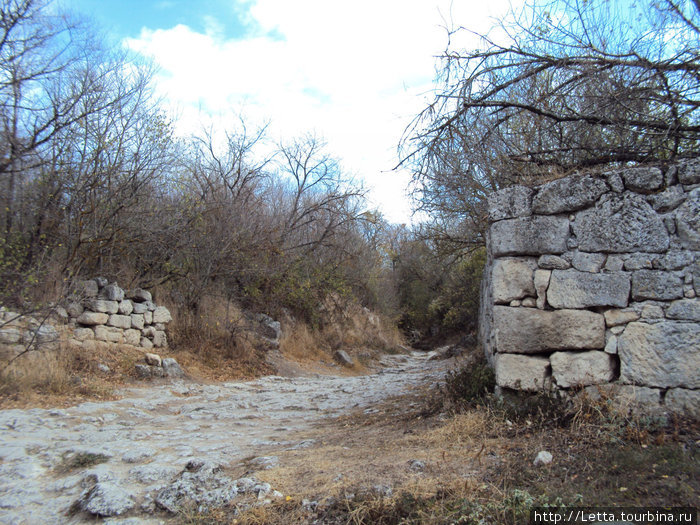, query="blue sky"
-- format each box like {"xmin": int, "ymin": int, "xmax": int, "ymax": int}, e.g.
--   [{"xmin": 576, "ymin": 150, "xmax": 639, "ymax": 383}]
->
[{"xmin": 59, "ymin": 0, "xmax": 511, "ymax": 224}]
